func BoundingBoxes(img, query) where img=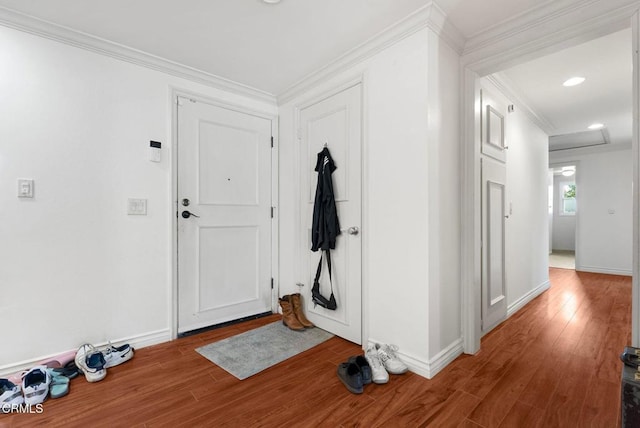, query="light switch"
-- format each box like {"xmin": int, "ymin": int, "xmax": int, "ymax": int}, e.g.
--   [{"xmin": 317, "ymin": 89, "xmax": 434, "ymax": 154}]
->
[
  {"xmin": 128, "ymin": 198, "xmax": 147, "ymax": 215},
  {"xmin": 17, "ymin": 179, "xmax": 34, "ymax": 198}
]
